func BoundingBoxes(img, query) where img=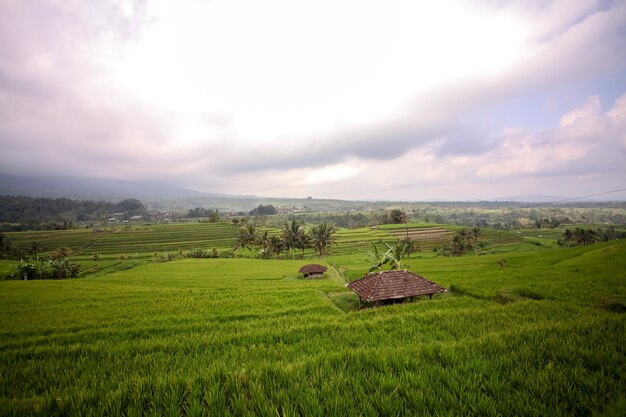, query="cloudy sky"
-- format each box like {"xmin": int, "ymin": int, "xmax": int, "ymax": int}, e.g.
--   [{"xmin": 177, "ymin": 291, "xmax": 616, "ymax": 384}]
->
[{"xmin": 1, "ymin": 0, "xmax": 626, "ymax": 200}]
